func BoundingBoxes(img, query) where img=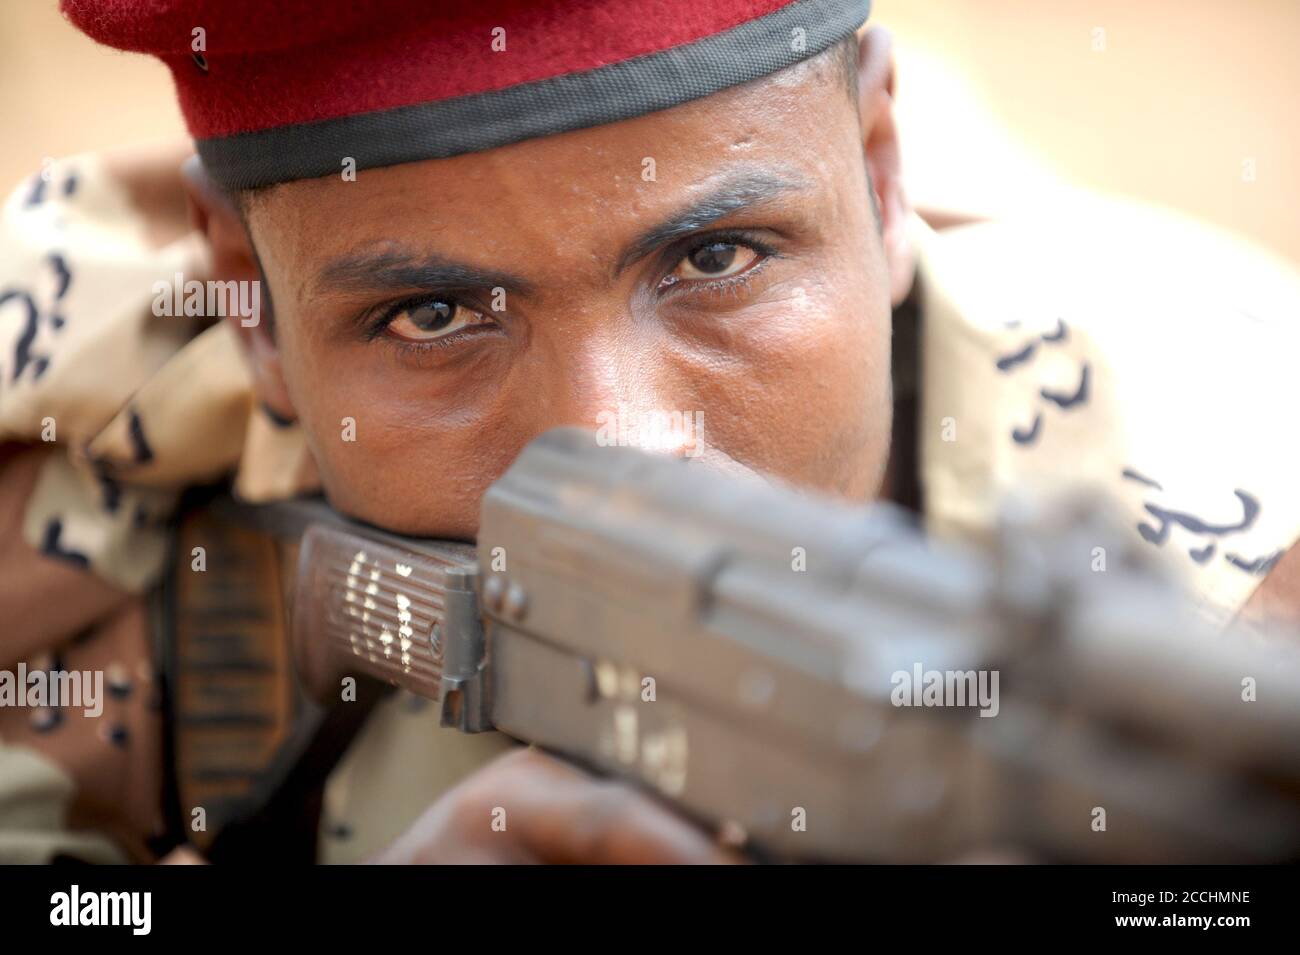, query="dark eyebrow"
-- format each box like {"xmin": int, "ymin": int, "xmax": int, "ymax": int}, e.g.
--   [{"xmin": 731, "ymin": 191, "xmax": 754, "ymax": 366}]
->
[
  {"xmin": 614, "ymin": 169, "xmax": 810, "ymax": 274},
  {"xmin": 314, "ymin": 247, "xmax": 533, "ymax": 297}
]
